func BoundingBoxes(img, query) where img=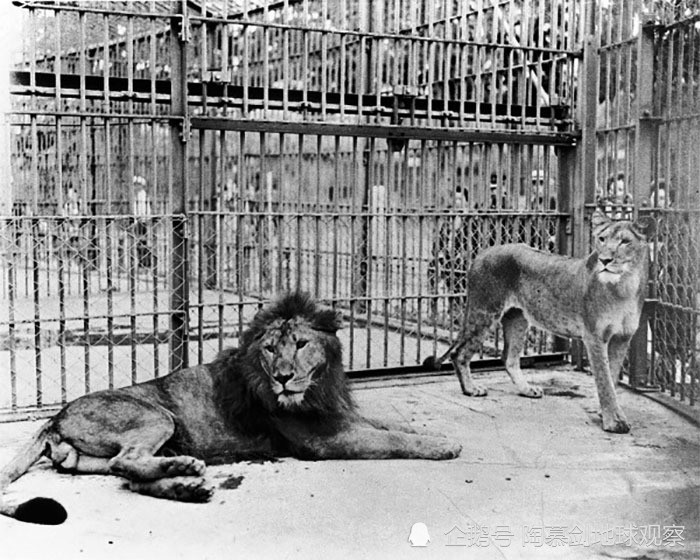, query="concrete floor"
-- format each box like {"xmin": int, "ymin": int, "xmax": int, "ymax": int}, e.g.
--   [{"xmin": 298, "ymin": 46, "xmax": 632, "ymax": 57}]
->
[{"xmin": 0, "ymin": 366, "xmax": 698, "ymax": 560}]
